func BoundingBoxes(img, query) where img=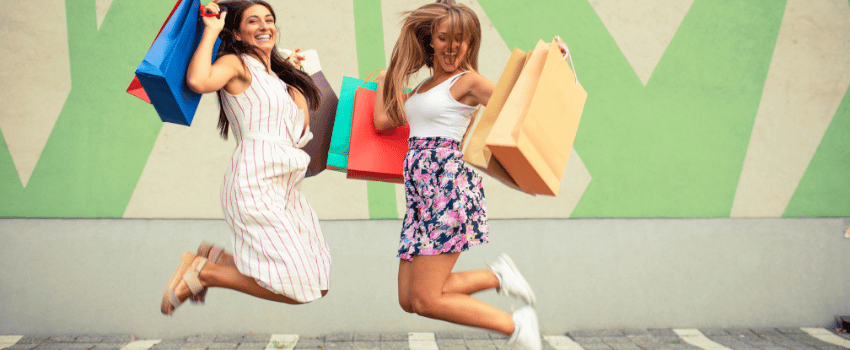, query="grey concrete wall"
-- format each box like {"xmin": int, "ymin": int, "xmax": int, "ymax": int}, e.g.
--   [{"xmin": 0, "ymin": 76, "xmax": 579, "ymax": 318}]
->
[{"xmin": 1, "ymin": 218, "xmax": 848, "ymax": 338}]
